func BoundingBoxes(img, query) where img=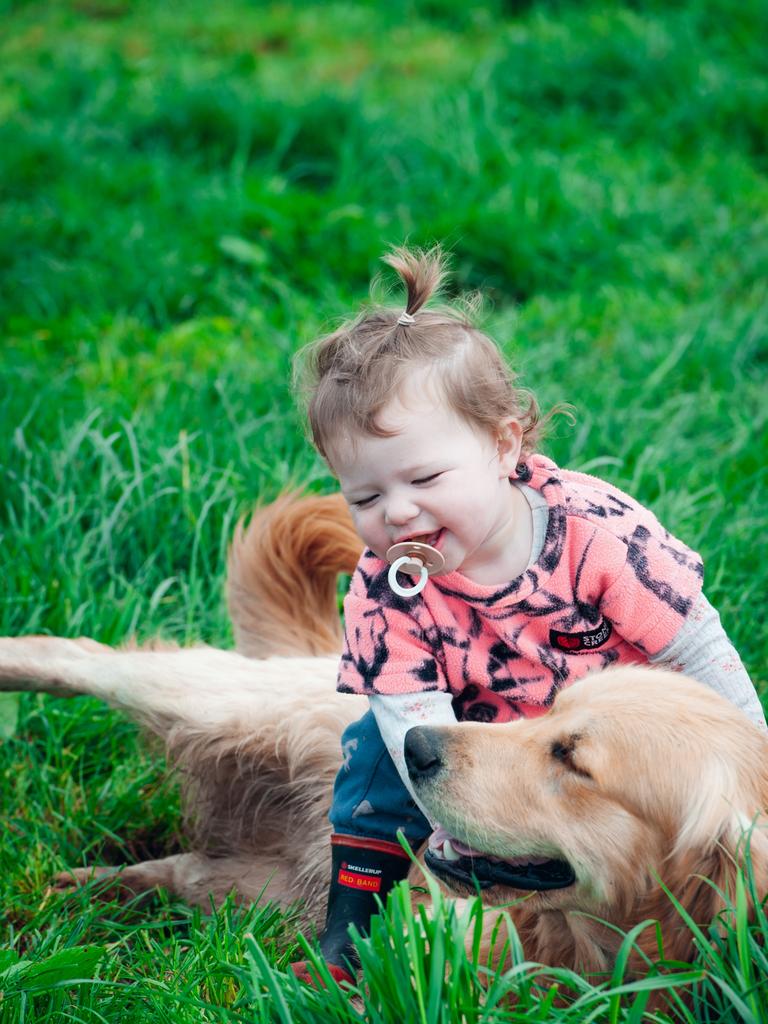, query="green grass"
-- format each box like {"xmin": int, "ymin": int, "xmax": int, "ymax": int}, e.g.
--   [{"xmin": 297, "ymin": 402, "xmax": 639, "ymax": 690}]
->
[{"xmin": 1, "ymin": 0, "xmax": 767, "ymax": 1020}]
